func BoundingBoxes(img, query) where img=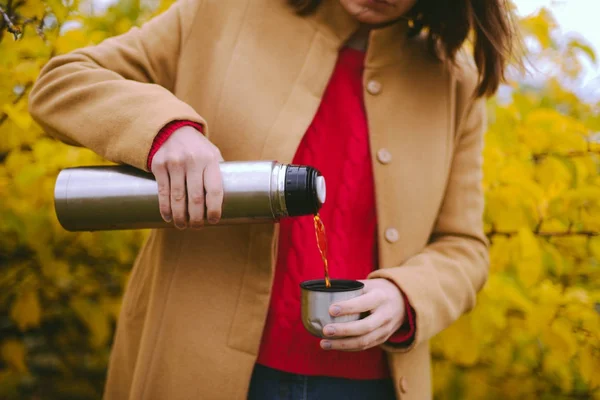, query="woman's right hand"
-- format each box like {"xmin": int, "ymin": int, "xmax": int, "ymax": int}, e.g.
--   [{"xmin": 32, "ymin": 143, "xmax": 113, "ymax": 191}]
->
[{"xmin": 150, "ymin": 126, "xmax": 224, "ymax": 229}]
